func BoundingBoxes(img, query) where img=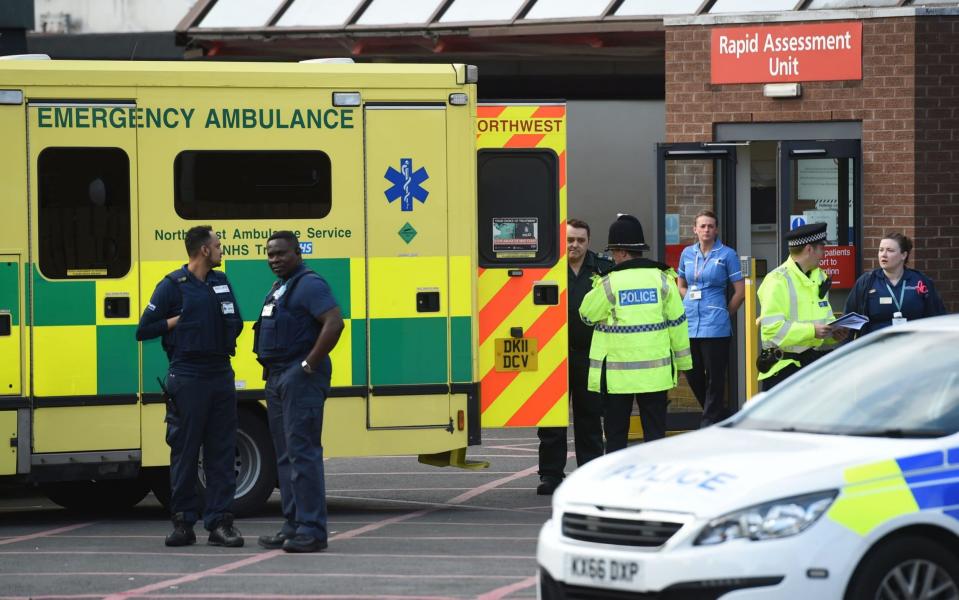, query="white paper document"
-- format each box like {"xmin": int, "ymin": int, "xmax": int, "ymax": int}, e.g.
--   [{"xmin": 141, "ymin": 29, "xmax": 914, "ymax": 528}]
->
[{"xmin": 829, "ymin": 312, "xmax": 870, "ymax": 331}]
